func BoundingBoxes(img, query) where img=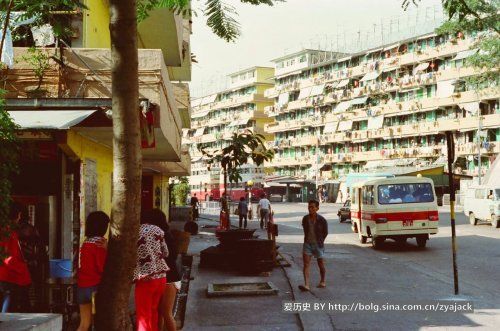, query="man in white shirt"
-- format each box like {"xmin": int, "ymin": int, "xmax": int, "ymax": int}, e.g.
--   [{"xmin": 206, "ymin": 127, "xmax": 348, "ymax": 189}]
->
[{"xmin": 257, "ymin": 194, "xmax": 271, "ymax": 229}]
